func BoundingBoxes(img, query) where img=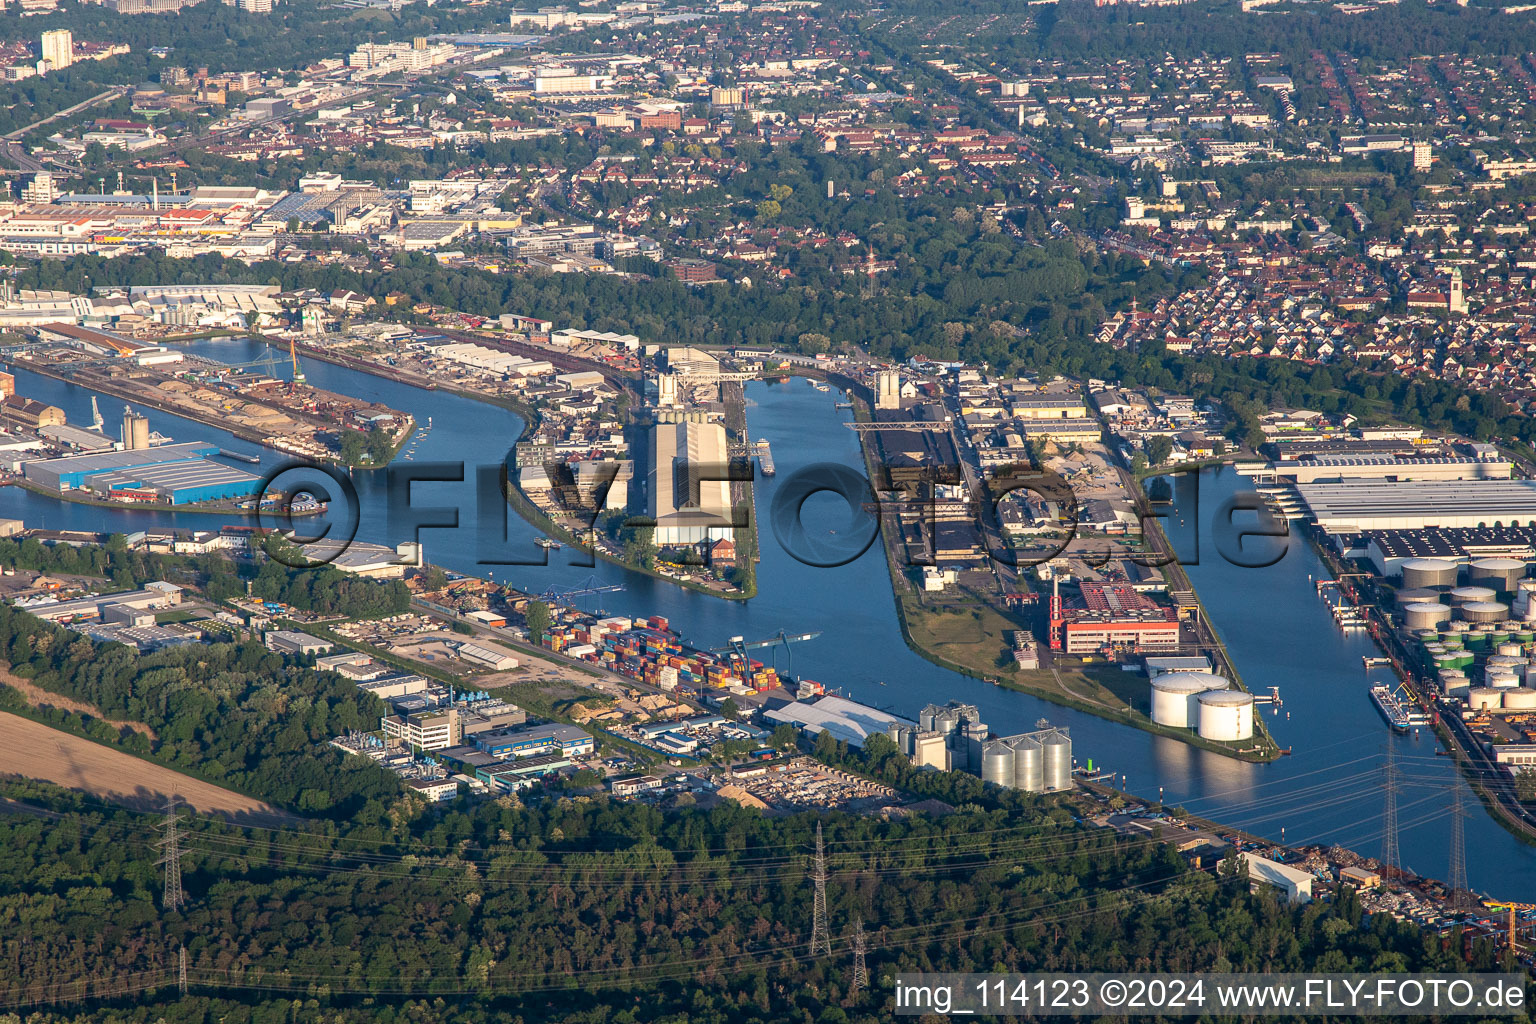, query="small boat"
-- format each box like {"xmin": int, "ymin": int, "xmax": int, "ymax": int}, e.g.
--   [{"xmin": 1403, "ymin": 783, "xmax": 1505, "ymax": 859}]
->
[{"xmin": 535, "ymin": 537, "xmax": 562, "ymax": 550}]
